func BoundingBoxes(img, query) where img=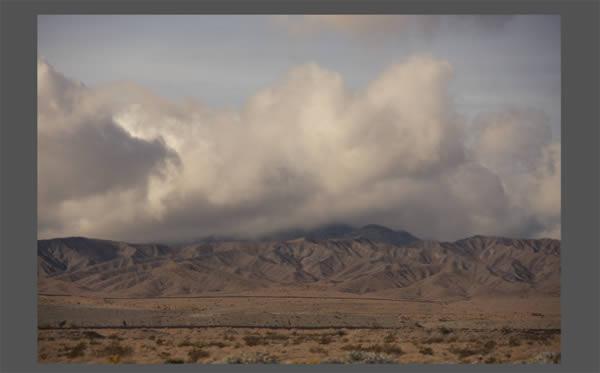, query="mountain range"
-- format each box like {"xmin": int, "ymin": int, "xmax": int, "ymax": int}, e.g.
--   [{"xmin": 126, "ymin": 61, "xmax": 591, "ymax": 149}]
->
[{"xmin": 37, "ymin": 224, "xmax": 560, "ymax": 300}]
